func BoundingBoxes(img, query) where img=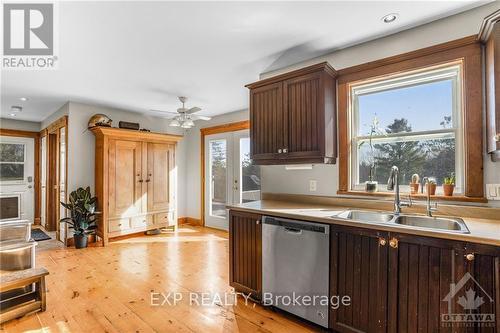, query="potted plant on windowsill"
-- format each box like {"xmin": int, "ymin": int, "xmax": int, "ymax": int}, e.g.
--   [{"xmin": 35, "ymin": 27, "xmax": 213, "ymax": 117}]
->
[
  {"xmin": 426, "ymin": 178, "xmax": 437, "ymax": 196},
  {"xmin": 361, "ymin": 115, "xmax": 385, "ymax": 193},
  {"xmin": 443, "ymin": 173, "xmax": 455, "ymax": 197},
  {"xmin": 410, "ymin": 173, "xmax": 420, "ymax": 194},
  {"xmin": 60, "ymin": 187, "xmax": 98, "ymax": 249}
]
